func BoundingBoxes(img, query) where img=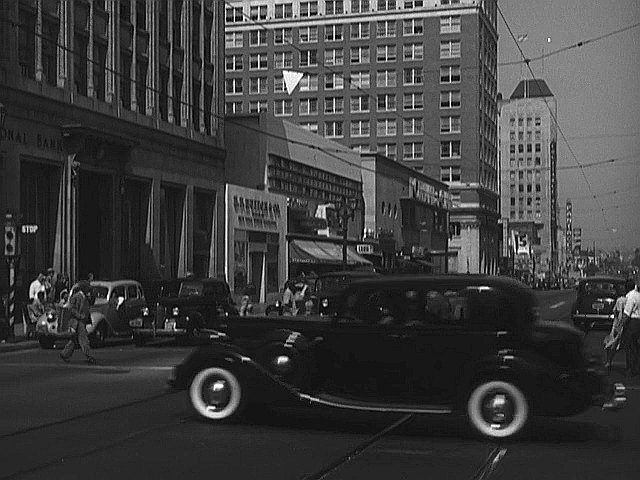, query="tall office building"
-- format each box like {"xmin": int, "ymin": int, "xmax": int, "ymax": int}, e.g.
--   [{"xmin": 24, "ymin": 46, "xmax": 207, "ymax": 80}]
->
[
  {"xmin": 499, "ymin": 79, "xmax": 558, "ymax": 275},
  {"xmin": 224, "ymin": 0, "xmax": 500, "ymax": 273},
  {"xmin": 0, "ymin": 0, "xmax": 226, "ymax": 286}
]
